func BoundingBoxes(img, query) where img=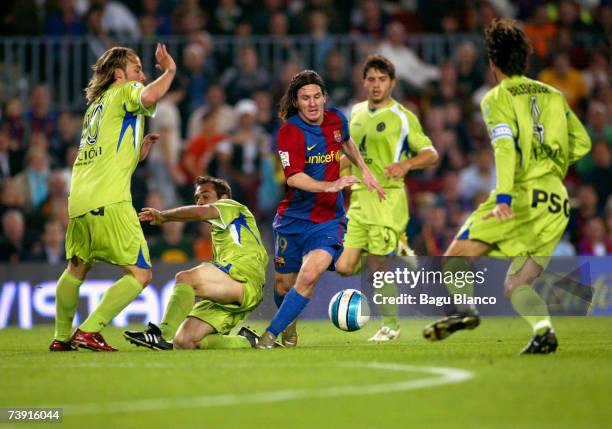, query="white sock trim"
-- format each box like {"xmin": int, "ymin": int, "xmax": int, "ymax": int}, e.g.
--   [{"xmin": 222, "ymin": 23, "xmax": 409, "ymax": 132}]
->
[{"xmin": 533, "ymin": 319, "xmax": 552, "ymax": 334}]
